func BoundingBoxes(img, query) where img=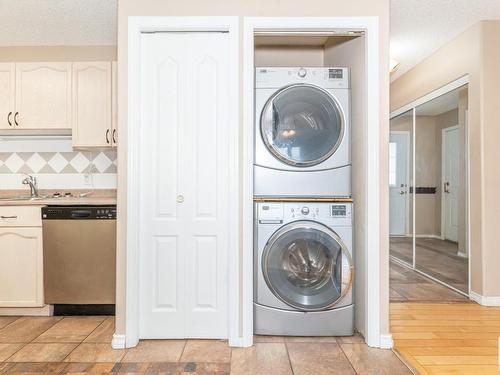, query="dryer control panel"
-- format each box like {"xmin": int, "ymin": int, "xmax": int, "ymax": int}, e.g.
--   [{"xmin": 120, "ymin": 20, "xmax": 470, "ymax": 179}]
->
[{"xmin": 255, "ymin": 67, "xmax": 350, "ymax": 89}]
